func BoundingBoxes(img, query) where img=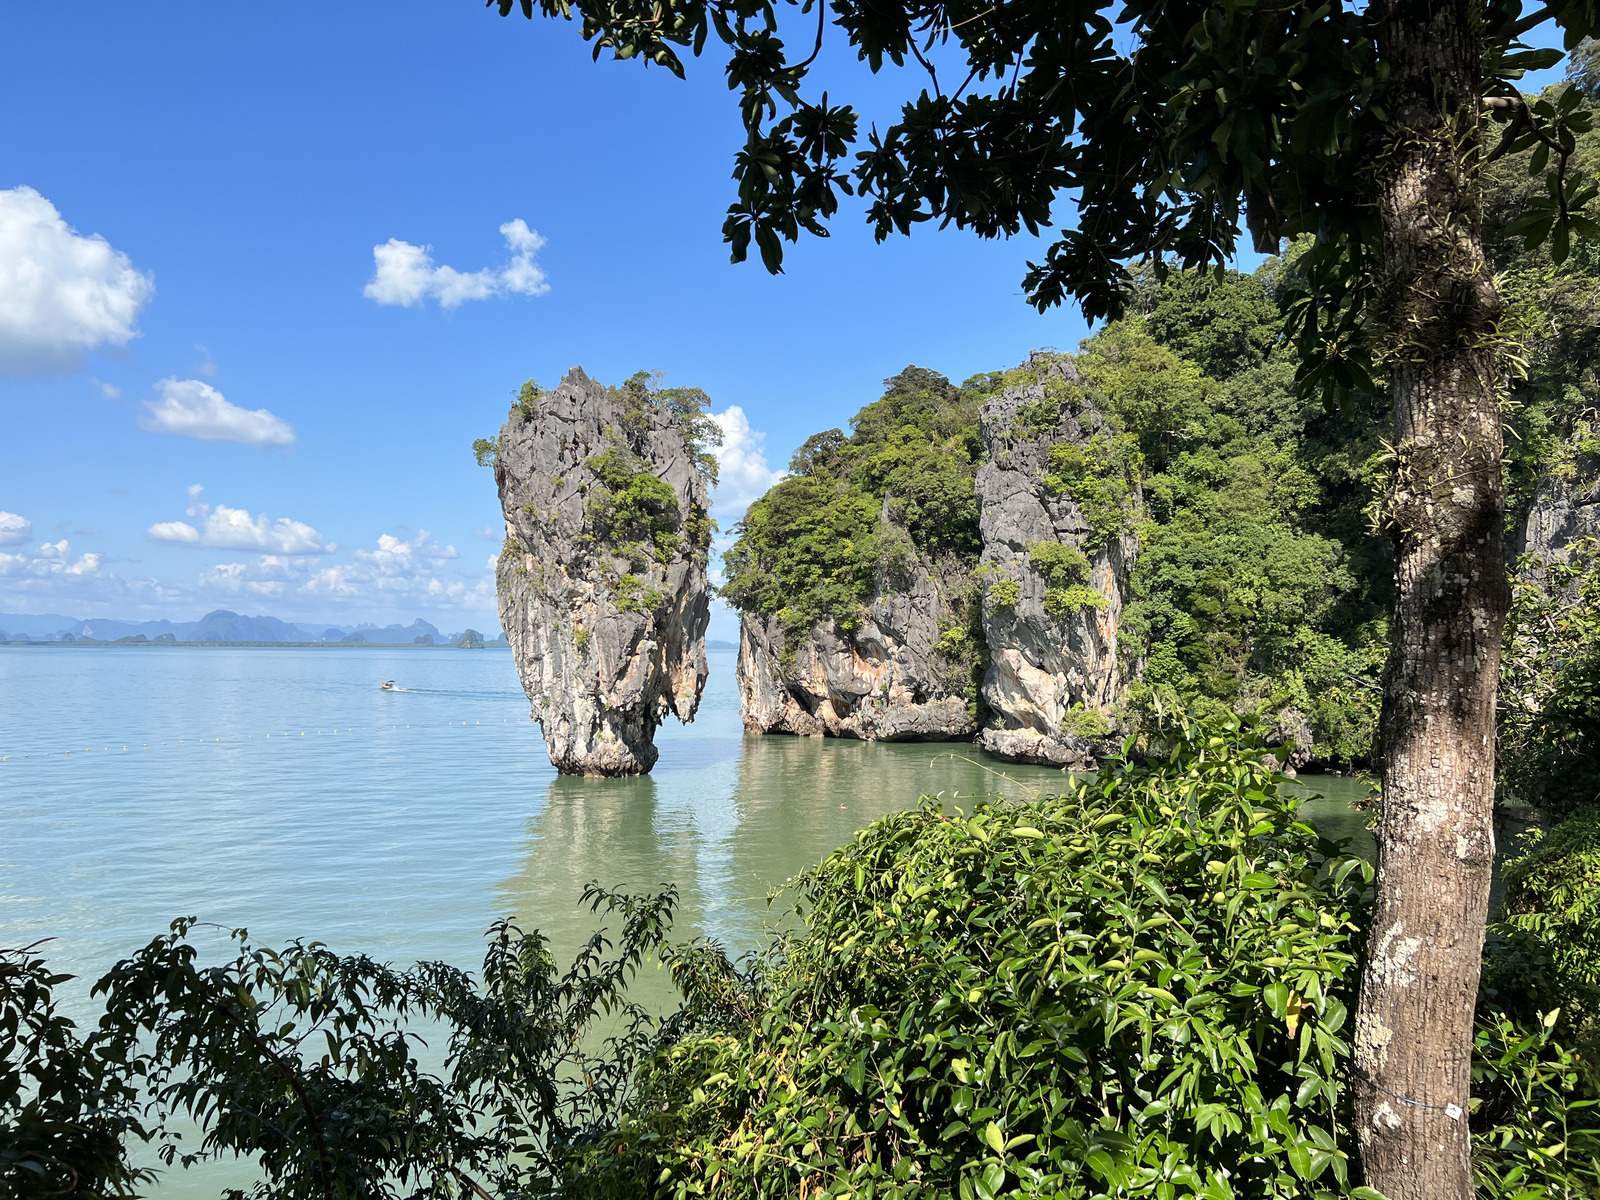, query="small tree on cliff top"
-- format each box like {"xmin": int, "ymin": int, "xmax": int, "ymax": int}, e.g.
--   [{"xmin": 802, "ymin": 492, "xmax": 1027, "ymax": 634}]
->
[{"xmin": 491, "ymin": 1, "xmax": 1600, "ymax": 1195}]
